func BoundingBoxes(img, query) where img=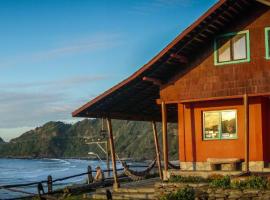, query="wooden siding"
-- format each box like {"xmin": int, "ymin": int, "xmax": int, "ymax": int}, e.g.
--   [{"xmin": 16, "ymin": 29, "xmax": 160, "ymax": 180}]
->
[{"xmin": 160, "ymin": 5, "xmax": 270, "ymax": 102}]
